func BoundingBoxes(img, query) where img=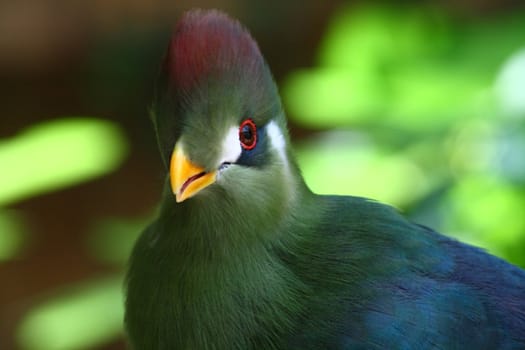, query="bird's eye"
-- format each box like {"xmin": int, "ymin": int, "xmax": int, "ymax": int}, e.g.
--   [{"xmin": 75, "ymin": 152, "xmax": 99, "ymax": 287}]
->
[{"xmin": 239, "ymin": 119, "xmax": 257, "ymax": 150}]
